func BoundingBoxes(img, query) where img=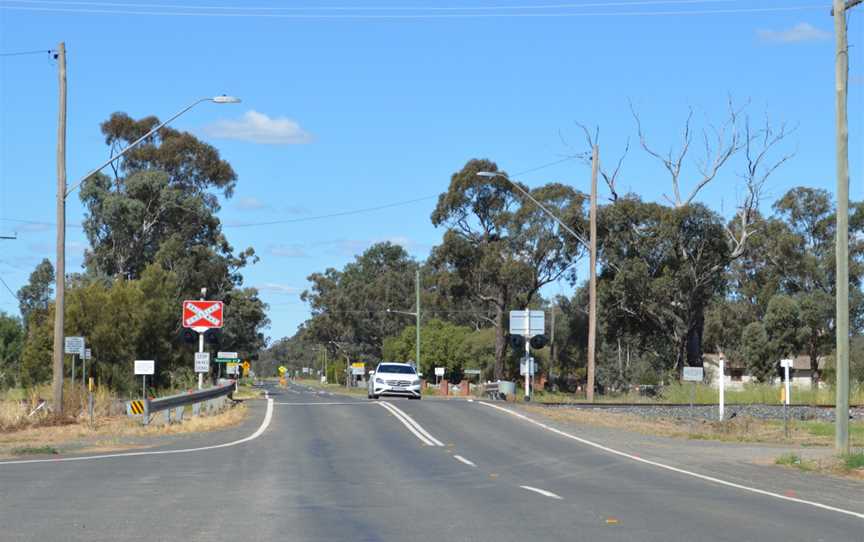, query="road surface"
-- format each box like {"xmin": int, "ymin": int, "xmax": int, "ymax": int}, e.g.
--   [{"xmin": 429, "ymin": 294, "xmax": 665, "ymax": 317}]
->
[{"xmin": 0, "ymin": 381, "xmax": 860, "ymax": 541}]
